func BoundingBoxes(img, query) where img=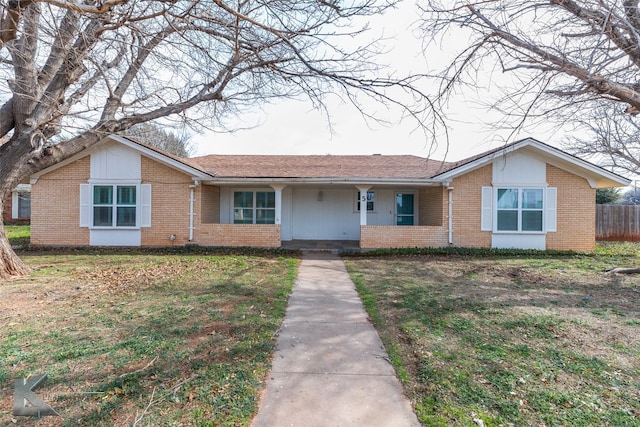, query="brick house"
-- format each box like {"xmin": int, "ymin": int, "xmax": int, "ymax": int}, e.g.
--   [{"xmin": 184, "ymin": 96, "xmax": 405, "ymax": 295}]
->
[
  {"xmin": 28, "ymin": 135, "xmax": 628, "ymax": 250},
  {"xmin": 2, "ymin": 184, "xmax": 31, "ymax": 224}
]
